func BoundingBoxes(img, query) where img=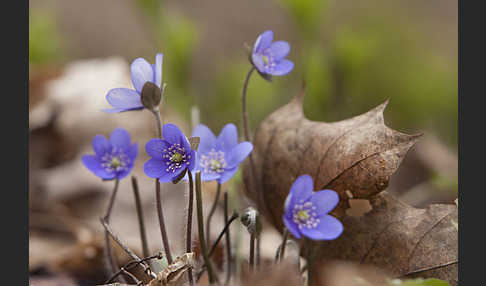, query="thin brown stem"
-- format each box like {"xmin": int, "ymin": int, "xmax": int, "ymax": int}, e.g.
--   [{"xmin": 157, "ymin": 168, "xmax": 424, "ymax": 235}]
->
[
  {"xmin": 241, "ymin": 66, "xmax": 255, "ymax": 143},
  {"xmin": 224, "ymin": 192, "xmax": 232, "ymax": 285},
  {"xmin": 155, "ymin": 179, "xmax": 173, "ymax": 264},
  {"xmin": 106, "ymin": 252, "xmax": 163, "ymax": 284},
  {"xmin": 249, "ymin": 233, "xmax": 256, "ymax": 272},
  {"xmin": 278, "ymin": 228, "xmax": 289, "ymax": 263},
  {"xmin": 187, "ymin": 170, "xmax": 195, "ymax": 286},
  {"xmin": 195, "ymin": 172, "xmax": 219, "ymax": 284},
  {"xmin": 152, "ymin": 108, "xmax": 163, "ymax": 138},
  {"xmin": 131, "ymin": 176, "xmax": 150, "ymax": 259},
  {"xmin": 206, "ymin": 182, "xmax": 221, "ymax": 246},
  {"xmin": 103, "ymin": 178, "xmax": 123, "ymax": 282}
]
